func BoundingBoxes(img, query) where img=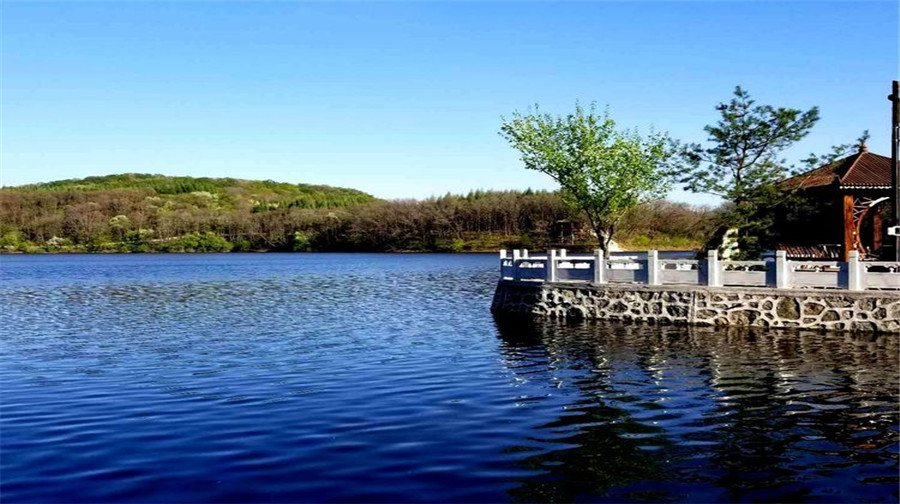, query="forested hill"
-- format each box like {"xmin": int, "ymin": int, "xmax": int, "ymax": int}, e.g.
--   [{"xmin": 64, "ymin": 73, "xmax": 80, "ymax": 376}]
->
[
  {"xmin": 0, "ymin": 173, "xmax": 718, "ymax": 253},
  {"xmin": 6, "ymin": 173, "xmax": 375, "ymax": 210}
]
